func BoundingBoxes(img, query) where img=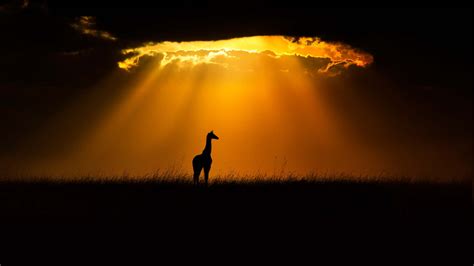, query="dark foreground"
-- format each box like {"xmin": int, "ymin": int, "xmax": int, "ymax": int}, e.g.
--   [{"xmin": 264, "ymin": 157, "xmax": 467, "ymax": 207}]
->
[{"xmin": 0, "ymin": 179, "xmax": 471, "ymax": 262}]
